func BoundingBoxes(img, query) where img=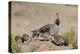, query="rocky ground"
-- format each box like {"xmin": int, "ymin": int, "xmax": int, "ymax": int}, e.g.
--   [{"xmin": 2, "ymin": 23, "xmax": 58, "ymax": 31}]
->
[{"xmin": 15, "ymin": 34, "xmax": 72, "ymax": 52}]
